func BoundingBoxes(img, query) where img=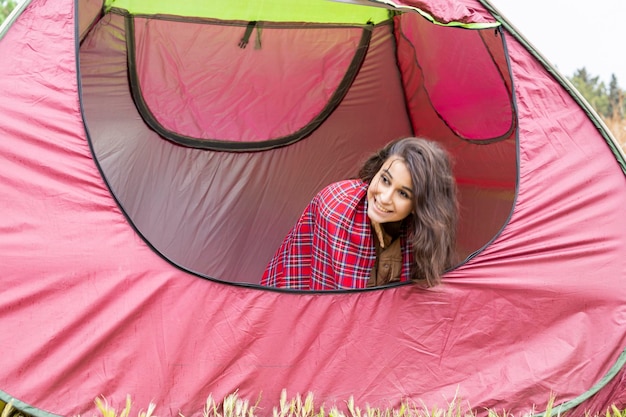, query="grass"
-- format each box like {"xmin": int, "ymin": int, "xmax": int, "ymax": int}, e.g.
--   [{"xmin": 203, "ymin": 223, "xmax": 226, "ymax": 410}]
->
[{"xmin": 2, "ymin": 390, "xmax": 625, "ymax": 417}]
